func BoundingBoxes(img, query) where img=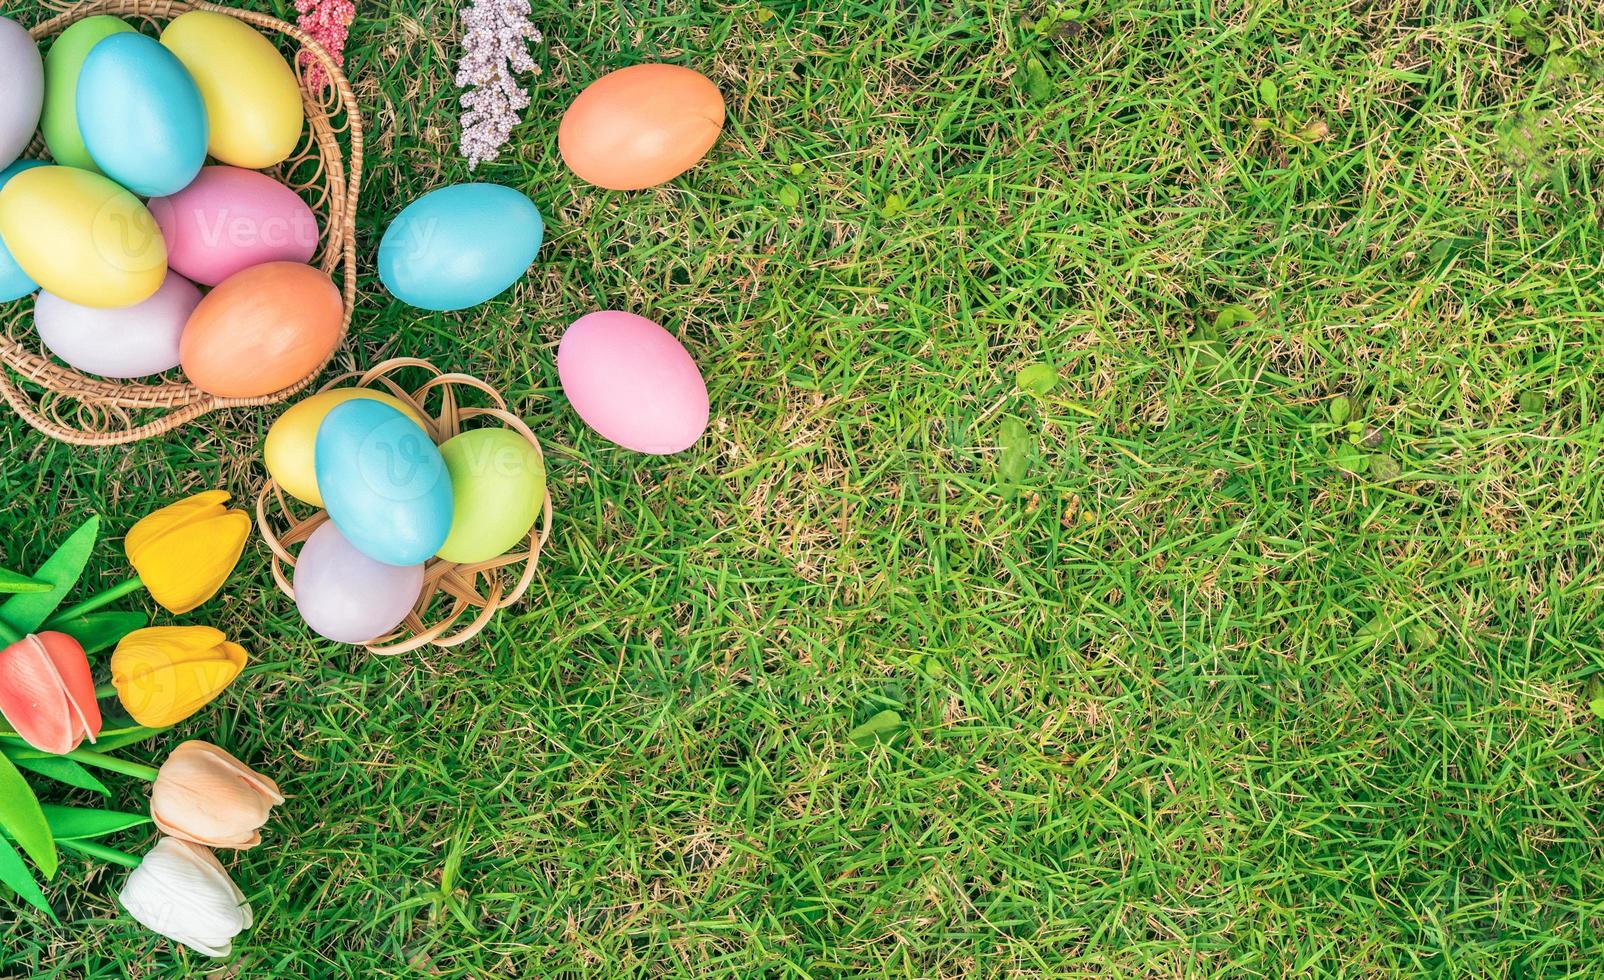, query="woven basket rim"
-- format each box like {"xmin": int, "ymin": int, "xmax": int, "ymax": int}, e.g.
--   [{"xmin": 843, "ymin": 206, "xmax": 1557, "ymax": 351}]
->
[
  {"xmin": 0, "ymin": 0, "xmax": 364, "ymax": 445},
  {"xmin": 255, "ymin": 359, "xmax": 554, "ymax": 655}
]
